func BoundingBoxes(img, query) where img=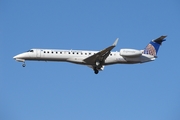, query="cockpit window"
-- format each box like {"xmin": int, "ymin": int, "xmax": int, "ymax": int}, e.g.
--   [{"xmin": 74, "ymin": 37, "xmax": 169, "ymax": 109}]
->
[{"xmin": 27, "ymin": 50, "xmax": 34, "ymax": 52}]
